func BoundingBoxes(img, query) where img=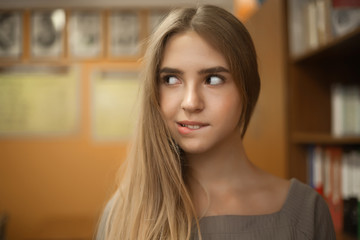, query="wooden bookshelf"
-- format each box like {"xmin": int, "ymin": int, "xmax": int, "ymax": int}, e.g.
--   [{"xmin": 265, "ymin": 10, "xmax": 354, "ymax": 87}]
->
[
  {"xmin": 285, "ymin": 1, "xmax": 360, "ymax": 239},
  {"xmin": 292, "ymin": 132, "xmax": 360, "ymax": 145},
  {"xmin": 286, "ymin": 22, "xmax": 360, "ymax": 180},
  {"xmin": 292, "ymin": 27, "xmax": 360, "ymax": 63}
]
